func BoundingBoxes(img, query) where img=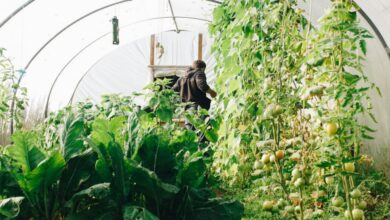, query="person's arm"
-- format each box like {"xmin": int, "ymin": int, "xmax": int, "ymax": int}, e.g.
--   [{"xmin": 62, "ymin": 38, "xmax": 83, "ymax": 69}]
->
[
  {"xmin": 172, "ymin": 78, "xmax": 180, "ymax": 92},
  {"xmin": 195, "ymin": 73, "xmax": 217, "ymax": 98}
]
